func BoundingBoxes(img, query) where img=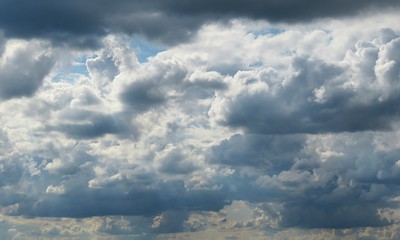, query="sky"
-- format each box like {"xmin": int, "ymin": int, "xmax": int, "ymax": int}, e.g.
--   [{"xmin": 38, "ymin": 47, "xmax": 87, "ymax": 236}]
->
[{"xmin": 1, "ymin": 0, "xmax": 400, "ymax": 239}]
